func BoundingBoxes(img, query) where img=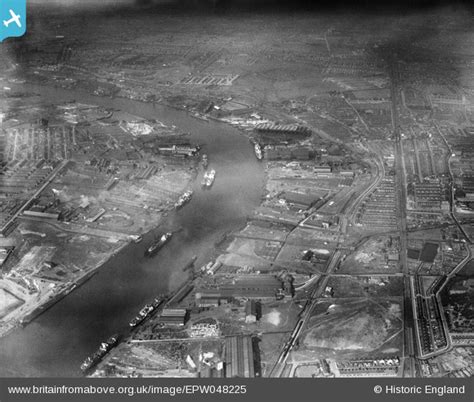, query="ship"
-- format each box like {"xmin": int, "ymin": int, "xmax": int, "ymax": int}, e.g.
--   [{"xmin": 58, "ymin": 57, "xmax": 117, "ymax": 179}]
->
[
  {"xmin": 129, "ymin": 297, "xmax": 165, "ymax": 328},
  {"xmin": 130, "ymin": 235, "xmax": 142, "ymax": 243},
  {"xmin": 201, "ymin": 169, "xmax": 216, "ymax": 188},
  {"xmin": 128, "ymin": 316, "xmax": 143, "ymax": 328},
  {"xmin": 145, "ymin": 232, "xmax": 172, "ymax": 257},
  {"xmin": 254, "ymin": 143, "xmax": 263, "ymax": 160},
  {"xmin": 174, "ymin": 190, "xmax": 193, "ymax": 209},
  {"xmin": 202, "ymin": 154, "xmax": 209, "ymax": 169},
  {"xmin": 80, "ymin": 334, "xmax": 120, "ymax": 372},
  {"xmin": 152, "ymin": 296, "xmax": 164, "ymax": 308}
]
